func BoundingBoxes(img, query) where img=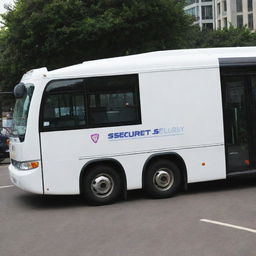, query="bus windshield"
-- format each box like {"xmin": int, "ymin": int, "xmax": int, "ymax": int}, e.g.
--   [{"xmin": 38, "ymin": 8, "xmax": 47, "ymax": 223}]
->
[{"xmin": 12, "ymin": 84, "xmax": 34, "ymax": 141}]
